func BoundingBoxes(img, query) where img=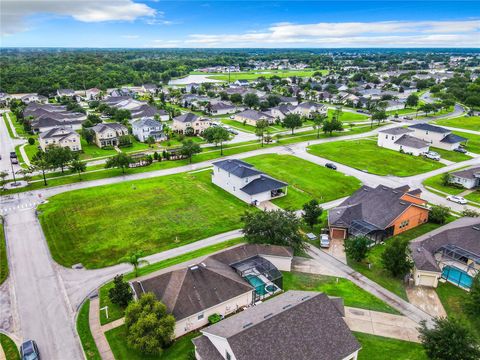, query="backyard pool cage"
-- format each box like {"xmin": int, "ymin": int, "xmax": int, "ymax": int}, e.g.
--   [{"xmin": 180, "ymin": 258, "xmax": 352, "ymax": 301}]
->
[
  {"xmin": 438, "ymin": 244, "xmax": 479, "ymax": 289},
  {"xmin": 231, "ymin": 256, "xmax": 283, "ymax": 301}
]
